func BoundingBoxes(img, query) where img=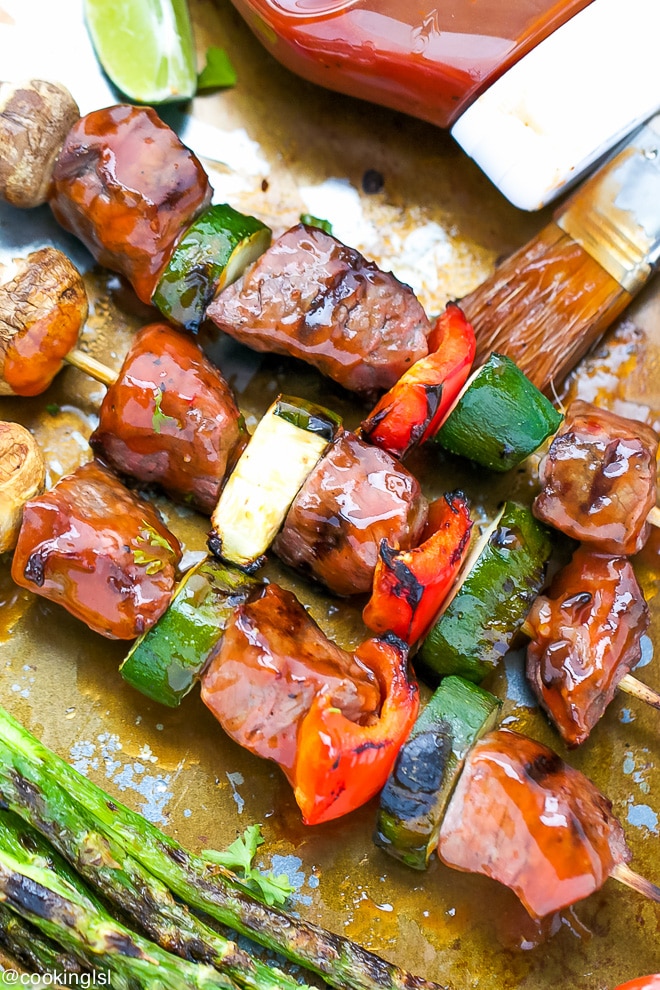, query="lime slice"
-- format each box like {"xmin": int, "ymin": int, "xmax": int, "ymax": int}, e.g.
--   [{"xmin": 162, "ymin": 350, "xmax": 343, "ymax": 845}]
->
[{"xmin": 84, "ymin": 0, "xmax": 197, "ymax": 105}]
